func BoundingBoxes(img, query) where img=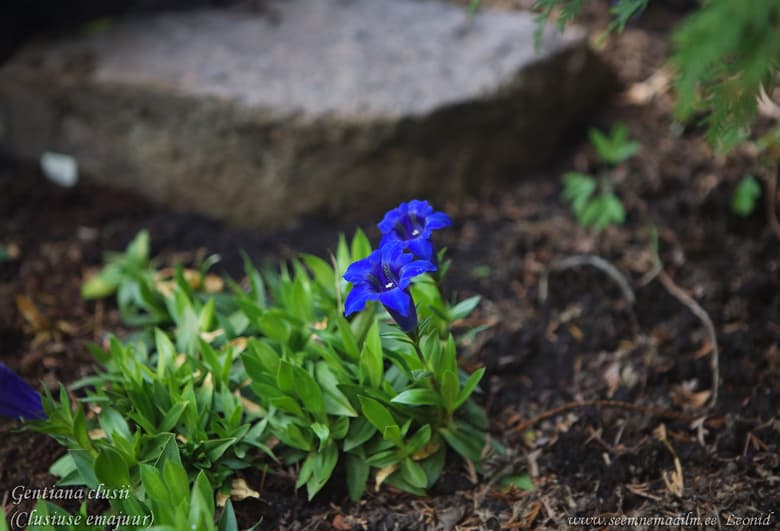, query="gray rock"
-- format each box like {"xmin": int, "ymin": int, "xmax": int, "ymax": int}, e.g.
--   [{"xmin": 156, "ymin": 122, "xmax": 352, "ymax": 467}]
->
[{"xmin": 0, "ymin": 0, "xmax": 615, "ymax": 228}]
